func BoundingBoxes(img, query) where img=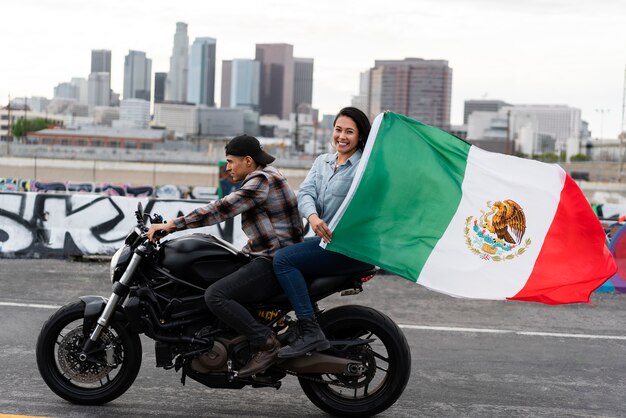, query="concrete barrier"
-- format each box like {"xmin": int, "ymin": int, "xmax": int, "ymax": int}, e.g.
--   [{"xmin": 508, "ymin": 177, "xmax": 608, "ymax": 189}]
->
[{"xmin": 0, "ymin": 191, "xmax": 251, "ymax": 258}]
